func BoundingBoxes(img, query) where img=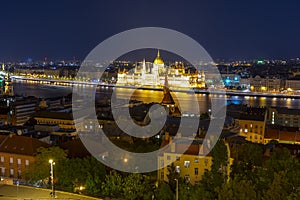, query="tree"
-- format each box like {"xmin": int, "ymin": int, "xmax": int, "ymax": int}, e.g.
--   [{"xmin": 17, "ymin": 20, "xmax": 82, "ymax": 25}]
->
[
  {"xmin": 265, "ymin": 147, "xmax": 297, "ymax": 176},
  {"xmin": 155, "ymin": 182, "xmax": 174, "ymax": 200},
  {"xmin": 84, "ymin": 157, "xmax": 106, "ymax": 190},
  {"xmin": 218, "ymin": 177, "xmax": 257, "ymax": 200},
  {"xmin": 263, "ymin": 171, "xmax": 291, "ymax": 200},
  {"xmin": 25, "ymin": 147, "xmax": 67, "ymax": 183},
  {"xmin": 288, "ymin": 187, "xmax": 300, "ymax": 200},
  {"xmin": 200, "ymin": 139, "xmax": 229, "ymax": 199},
  {"xmin": 264, "ymin": 147, "xmax": 300, "ymax": 197},
  {"xmin": 122, "ymin": 173, "xmax": 152, "ymax": 200},
  {"xmin": 210, "ymin": 139, "xmax": 229, "ymax": 175},
  {"xmin": 166, "ymin": 164, "xmax": 180, "ymax": 193},
  {"xmin": 101, "ymin": 171, "xmax": 123, "ymax": 198},
  {"xmin": 230, "ymin": 142, "xmax": 264, "ymax": 192}
]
